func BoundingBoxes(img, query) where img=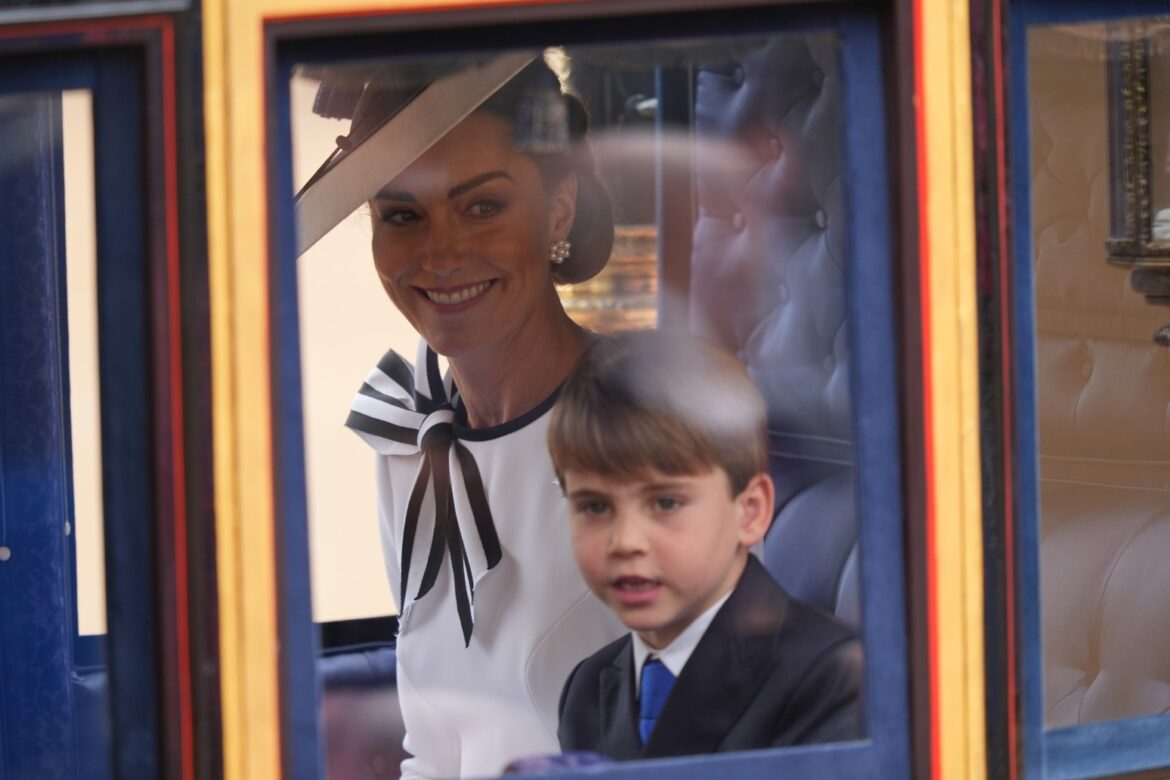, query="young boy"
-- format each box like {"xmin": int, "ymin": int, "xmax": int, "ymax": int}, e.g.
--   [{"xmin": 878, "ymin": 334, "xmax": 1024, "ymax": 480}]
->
[{"xmin": 549, "ymin": 330, "xmax": 863, "ymax": 761}]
